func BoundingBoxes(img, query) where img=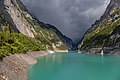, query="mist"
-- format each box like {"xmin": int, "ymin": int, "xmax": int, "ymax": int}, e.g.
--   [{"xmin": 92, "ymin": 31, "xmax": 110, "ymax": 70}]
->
[{"xmin": 20, "ymin": 0, "xmax": 110, "ymax": 44}]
